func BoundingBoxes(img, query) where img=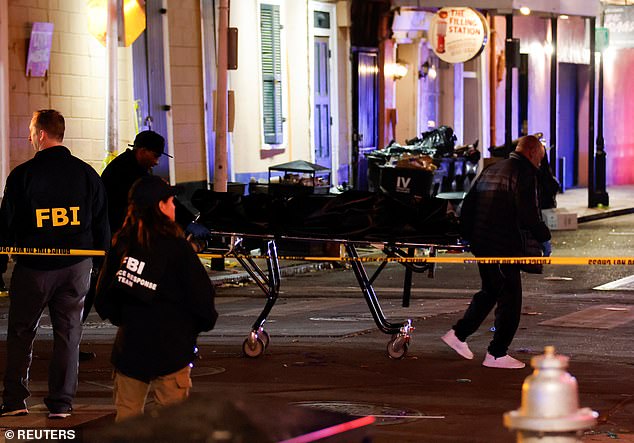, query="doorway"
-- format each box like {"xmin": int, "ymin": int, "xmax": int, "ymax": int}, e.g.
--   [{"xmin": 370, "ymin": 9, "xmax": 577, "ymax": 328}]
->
[
  {"xmin": 313, "ymin": 36, "xmax": 332, "ymax": 170},
  {"xmin": 558, "ymin": 63, "xmax": 582, "ymax": 189},
  {"xmin": 311, "ymin": 2, "xmax": 339, "ymax": 184},
  {"xmin": 131, "ymin": 0, "xmax": 171, "ymax": 179},
  {"xmin": 351, "ymin": 48, "xmax": 378, "ymax": 190},
  {"xmin": 463, "ymin": 57, "xmax": 481, "ymax": 146}
]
